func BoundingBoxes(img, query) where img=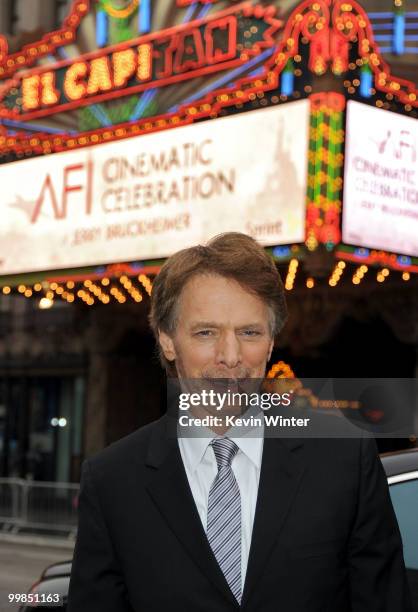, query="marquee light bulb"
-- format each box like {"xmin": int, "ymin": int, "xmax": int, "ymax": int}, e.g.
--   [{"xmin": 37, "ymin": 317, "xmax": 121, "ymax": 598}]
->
[{"xmin": 39, "ymin": 297, "xmax": 54, "ymax": 309}]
